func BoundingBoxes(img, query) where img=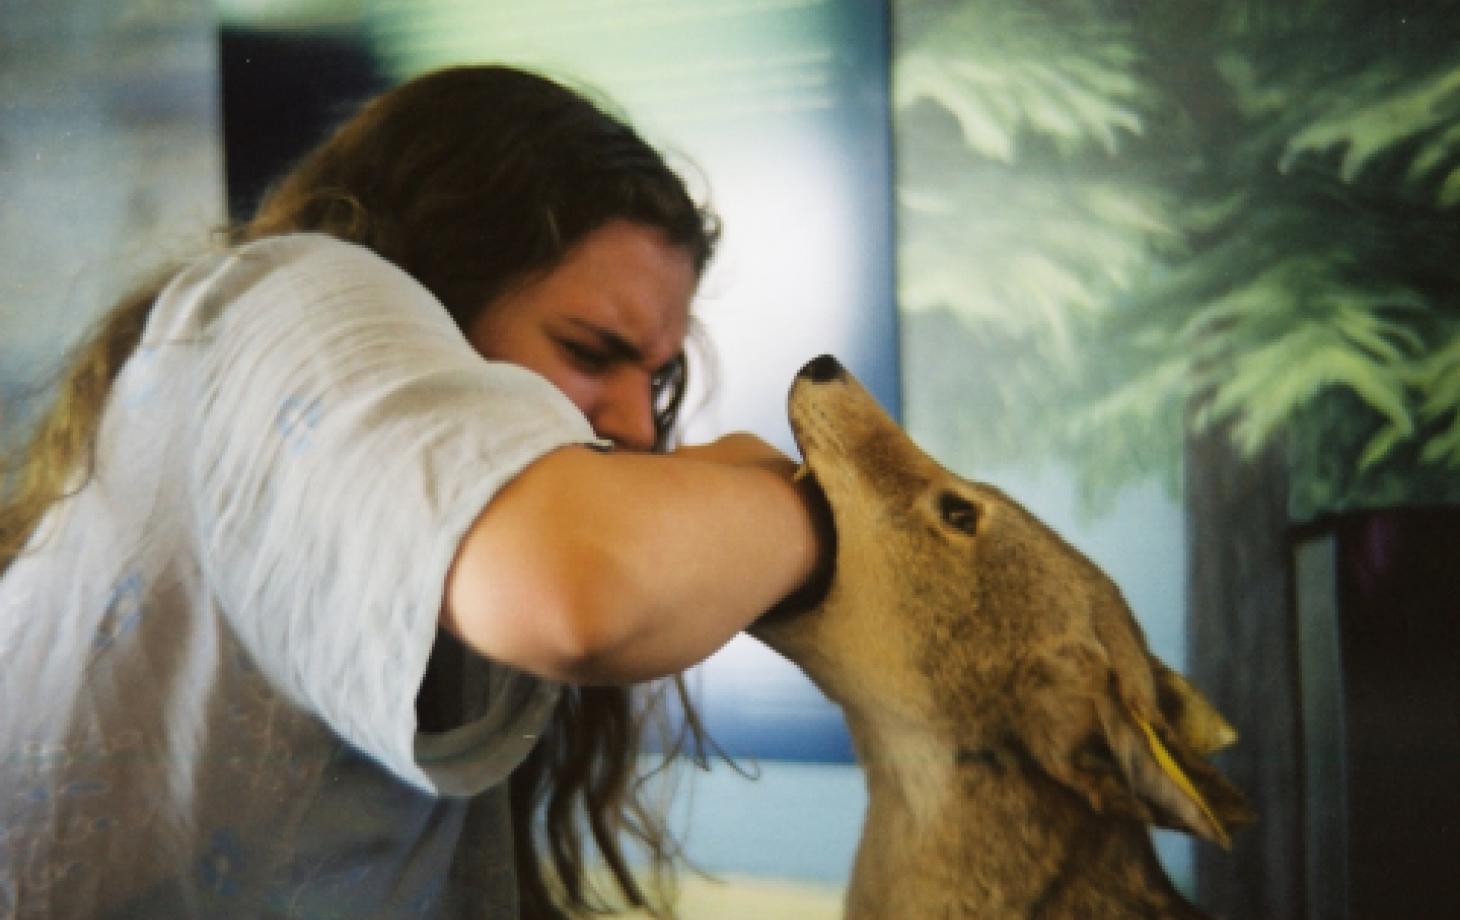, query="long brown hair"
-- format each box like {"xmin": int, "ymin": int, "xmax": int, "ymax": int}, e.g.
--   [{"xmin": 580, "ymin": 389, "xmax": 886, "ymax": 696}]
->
[{"xmin": 0, "ymin": 65, "xmax": 720, "ymax": 919}]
